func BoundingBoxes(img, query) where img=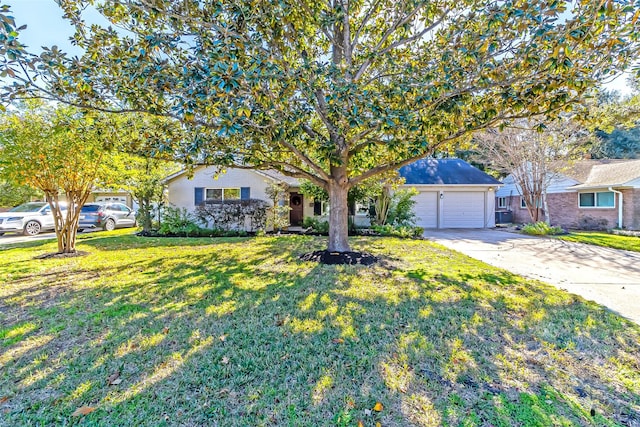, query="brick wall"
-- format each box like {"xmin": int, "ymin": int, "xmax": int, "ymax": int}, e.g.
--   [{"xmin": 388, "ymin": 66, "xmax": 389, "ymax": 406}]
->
[
  {"xmin": 624, "ymin": 189, "xmax": 640, "ymax": 230},
  {"xmin": 496, "ymin": 191, "xmax": 640, "ymax": 230}
]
